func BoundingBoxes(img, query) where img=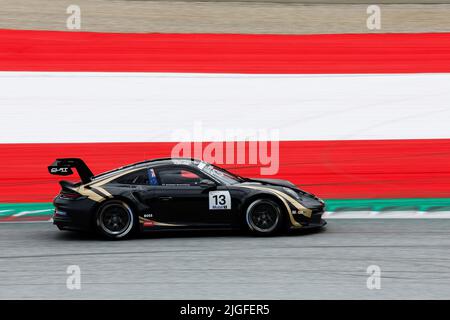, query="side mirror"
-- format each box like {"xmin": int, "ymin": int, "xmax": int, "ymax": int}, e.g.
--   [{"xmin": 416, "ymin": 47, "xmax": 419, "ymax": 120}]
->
[{"xmin": 199, "ymin": 179, "xmax": 216, "ymax": 188}]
